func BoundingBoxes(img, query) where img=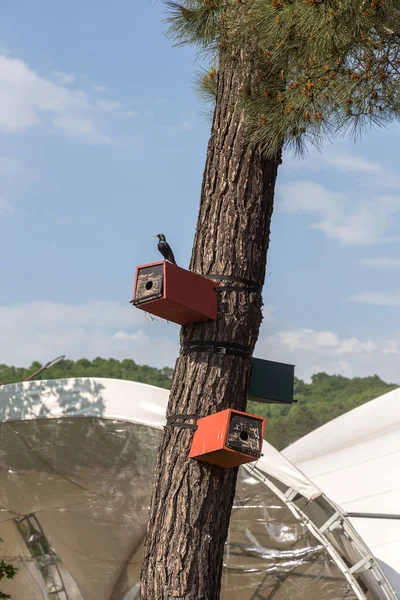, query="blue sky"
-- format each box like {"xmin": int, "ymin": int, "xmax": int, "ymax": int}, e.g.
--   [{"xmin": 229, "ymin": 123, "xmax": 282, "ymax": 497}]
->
[{"xmin": 0, "ymin": 0, "xmax": 399, "ymax": 383}]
